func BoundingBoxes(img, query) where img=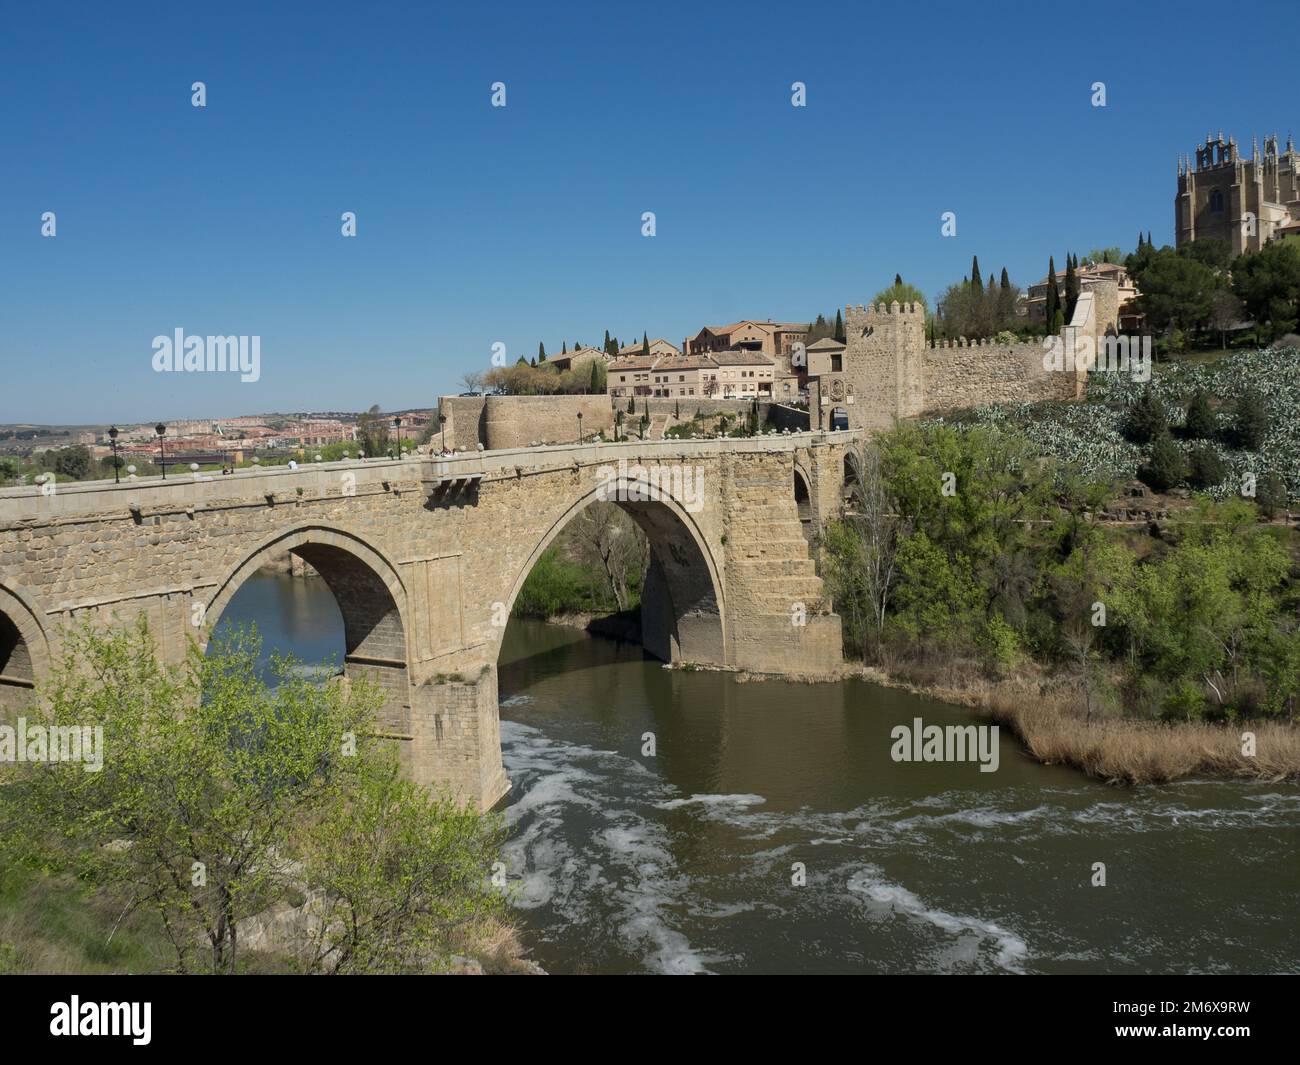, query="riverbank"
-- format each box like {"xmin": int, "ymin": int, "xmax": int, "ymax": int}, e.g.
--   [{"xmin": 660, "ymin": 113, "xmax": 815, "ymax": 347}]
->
[{"xmin": 858, "ymin": 661, "xmax": 1300, "ymax": 786}]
